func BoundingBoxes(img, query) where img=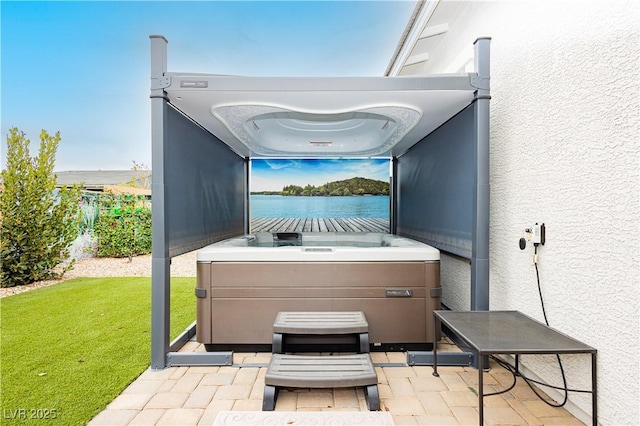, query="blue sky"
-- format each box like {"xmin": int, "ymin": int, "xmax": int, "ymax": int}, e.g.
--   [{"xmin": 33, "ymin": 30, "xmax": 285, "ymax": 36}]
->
[
  {"xmin": 251, "ymin": 158, "xmax": 390, "ymax": 191},
  {"xmin": 1, "ymin": 1, "xmax": 415, "ymax": 172}
]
